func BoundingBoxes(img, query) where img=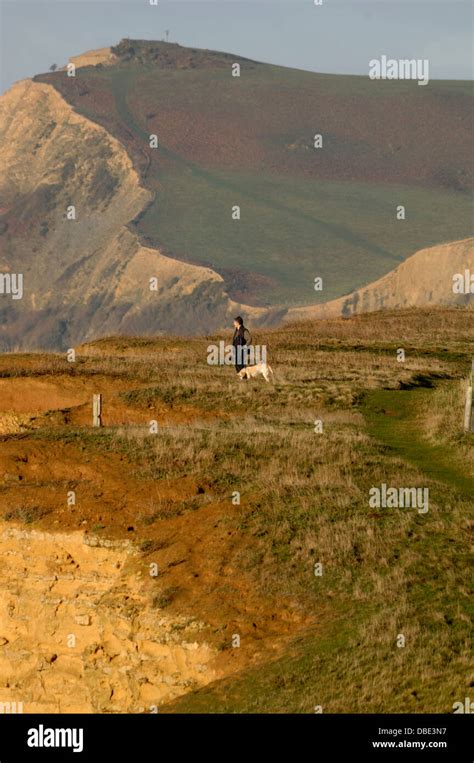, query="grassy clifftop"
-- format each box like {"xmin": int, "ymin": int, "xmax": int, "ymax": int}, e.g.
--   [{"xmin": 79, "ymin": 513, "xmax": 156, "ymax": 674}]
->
[{"xmin": 0, "ymin": 308, "xmax": 472, "ymax": 711}]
